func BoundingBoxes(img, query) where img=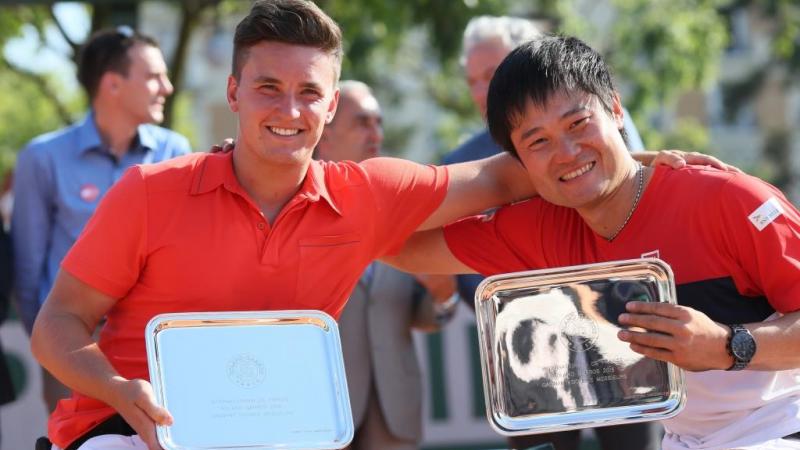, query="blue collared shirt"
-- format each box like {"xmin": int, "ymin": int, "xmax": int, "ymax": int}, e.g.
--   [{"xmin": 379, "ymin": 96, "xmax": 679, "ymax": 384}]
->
[{"xmin": 11, "ymin": 111, "xmax": 191, "ymax": 332}]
